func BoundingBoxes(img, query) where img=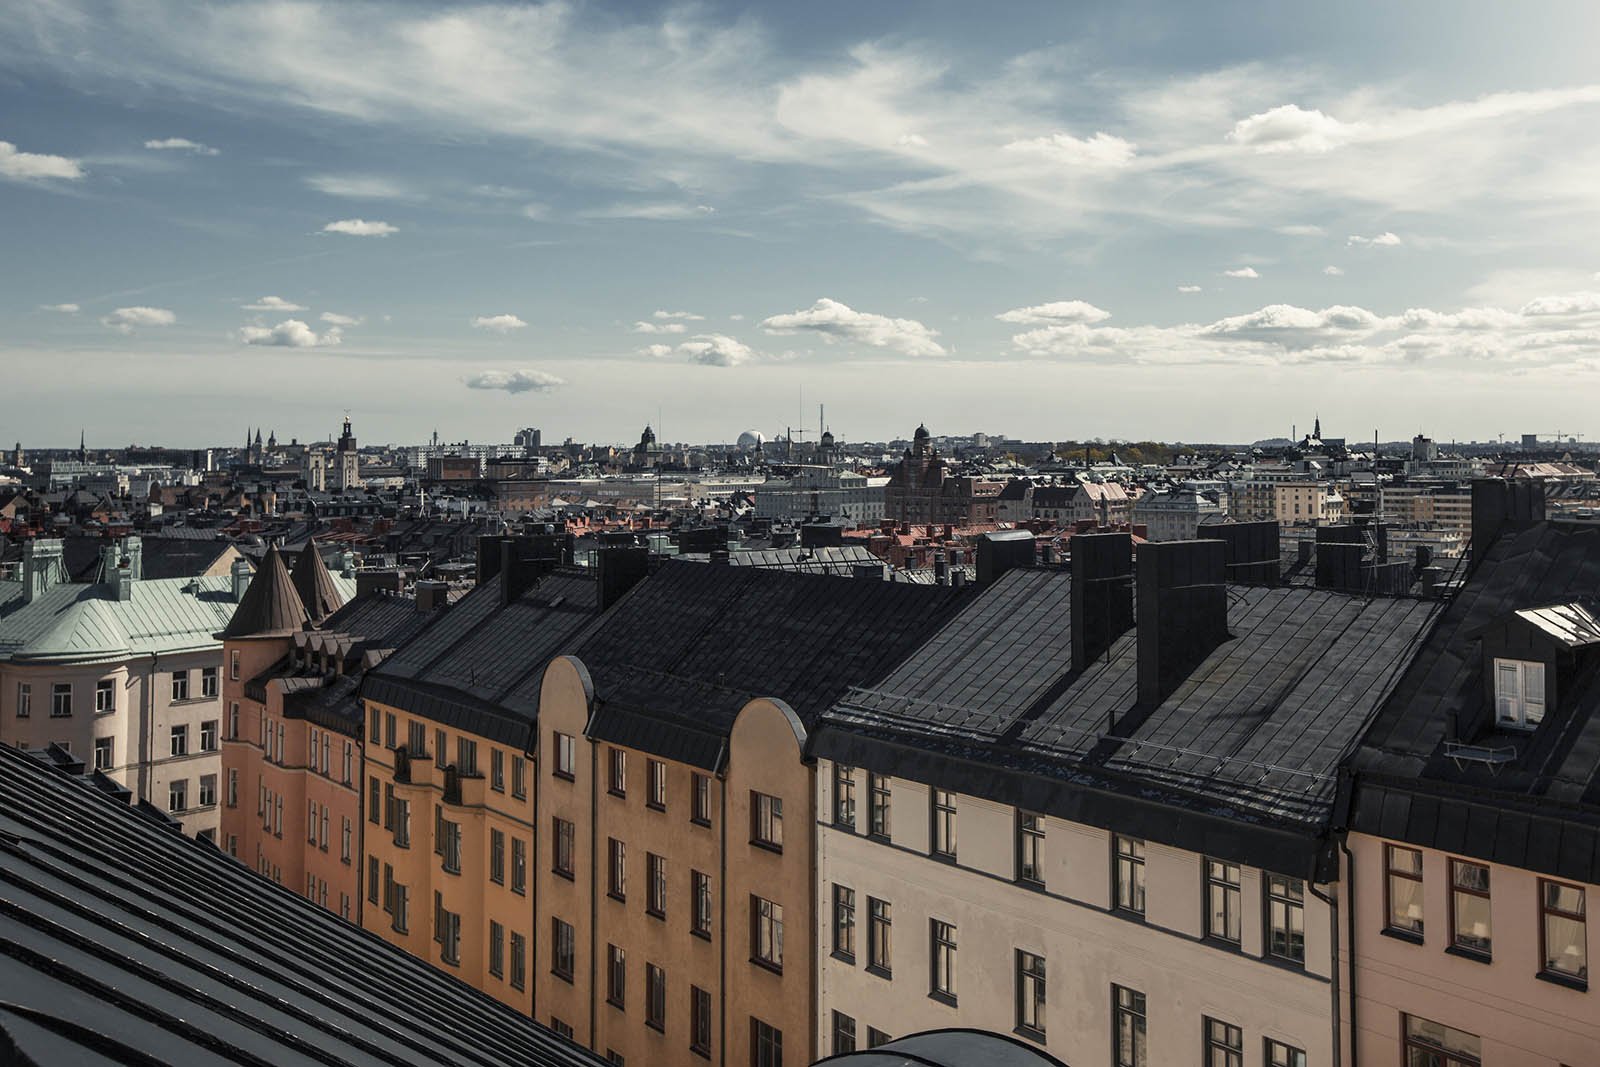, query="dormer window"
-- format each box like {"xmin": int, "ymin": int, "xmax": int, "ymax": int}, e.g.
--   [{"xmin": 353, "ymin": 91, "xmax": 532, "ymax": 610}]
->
[{"xmin": 1494, "ymin": 658, "xmax": 1545, "ymax": 728}]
